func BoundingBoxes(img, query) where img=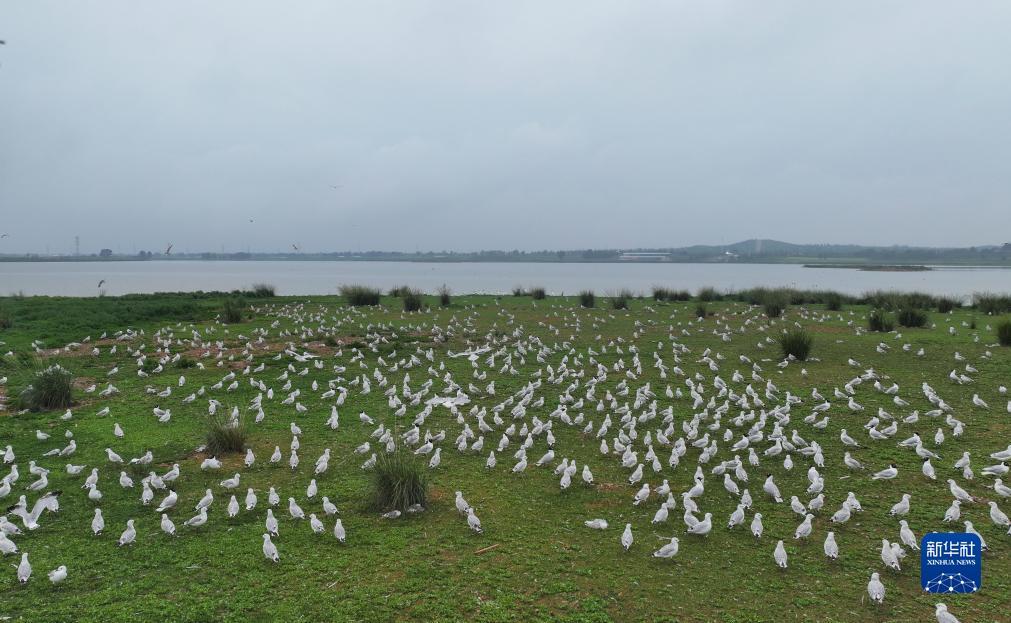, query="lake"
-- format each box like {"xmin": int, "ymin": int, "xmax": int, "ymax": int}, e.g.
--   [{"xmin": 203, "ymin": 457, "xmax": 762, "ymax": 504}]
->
[{"xmin": 1, "ymin": 261, "xmax": 1009, "ymax": 299}]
